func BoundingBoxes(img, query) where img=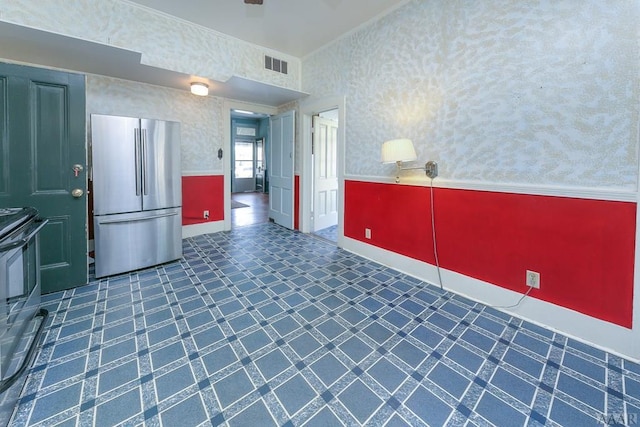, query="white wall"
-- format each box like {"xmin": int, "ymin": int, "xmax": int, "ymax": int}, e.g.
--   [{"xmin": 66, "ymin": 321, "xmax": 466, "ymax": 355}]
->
[
  {"xmin": 87, "ymin": 75, "xmax": 224, "ymax": 174},
  {"xmin": 302, "ymin": 0, "xmax": 639, "ymax": 190},
  {"xmin": 0, "ymin": 0, "xmax": 301, "ymax": 91}
]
